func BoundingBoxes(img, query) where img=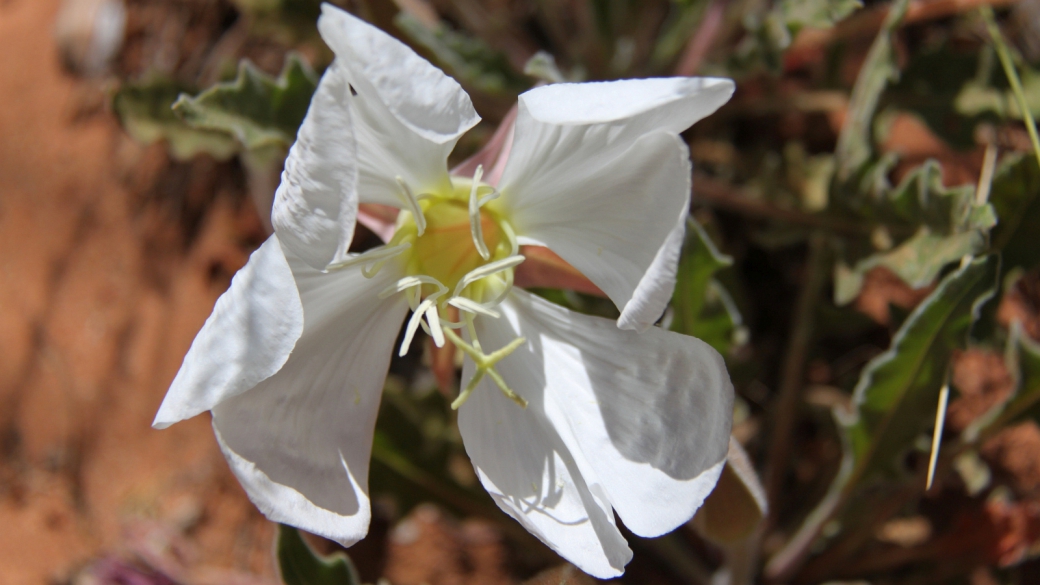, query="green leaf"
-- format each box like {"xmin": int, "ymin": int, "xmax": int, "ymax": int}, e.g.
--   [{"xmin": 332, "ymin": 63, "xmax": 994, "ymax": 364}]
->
[
  {"xmin": 670, "ymin": 219, "xmax": 746, "ymax": 354},
  {"xmin": 835, "ymin": 228, "xmax": 985, "ymax": 305},
  {"xmin": 956, "ymin": 65, "xmax": 1040, "ymax": 121},
  {"xmin": 112, "ymin": 76, "xmax": 237, "ymax": 161},
  {"xmin": 730, "ymin": 0, "xmax": 862, "ymax": 73},
  {"xmin": 766, "ymin": 256, "xmax": 999, "ymax": 578},
  {"xmin": 173, "ymin": 54, "xmax": 318, "ymax": 152},
  {"xmin": 277, "ymin": 524, "xmax": 360, "ymax": 585},
  {"xmin": 780, "ymin": 0, "xmax": 862, "ymax": 32},
  {"xmin": 834, "ymin": 161, "xmax": 996, "ymax": 304},
  {"xmin": 842, "ymin": 255, "xmax": 999, "ymax": 480},
  {"xmin": 394, "ymin": 12, "xmax": 529, "ymax": 95},
  {"xmin": 989, "ymin": 153, "xmax": 1040, "ymax": 272},
  {"xmin": 834, "ymin": 0, "xmax": 908, "ymax": 181}
]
